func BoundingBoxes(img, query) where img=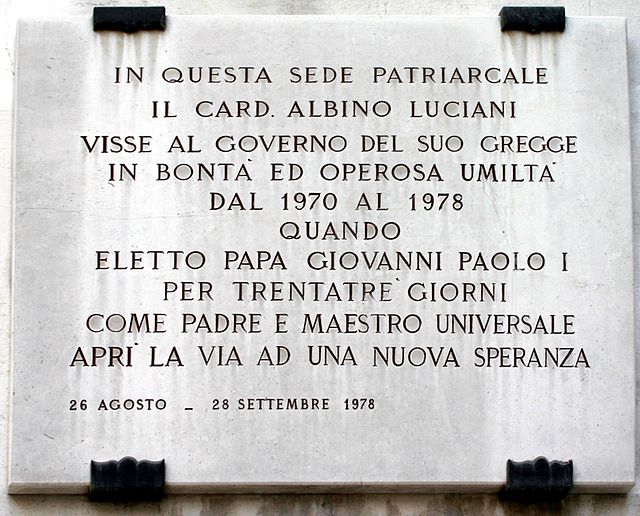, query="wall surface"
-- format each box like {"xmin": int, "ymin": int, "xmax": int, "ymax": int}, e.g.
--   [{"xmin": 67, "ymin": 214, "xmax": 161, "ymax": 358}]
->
[{"xmin": 2, "ymin": 0, "xmax": 639, "ymax": 514}]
